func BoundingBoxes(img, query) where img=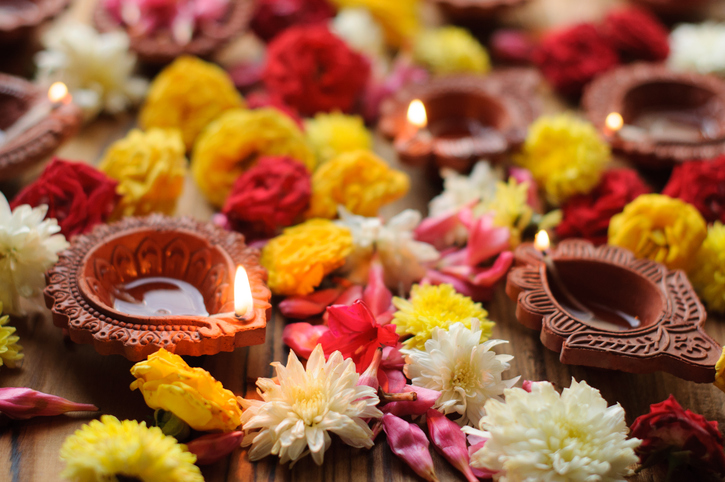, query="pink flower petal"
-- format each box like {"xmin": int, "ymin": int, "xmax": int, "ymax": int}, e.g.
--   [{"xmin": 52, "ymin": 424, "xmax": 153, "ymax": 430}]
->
[
  {"xmin": 471, "ymin": 251, "xmax": 514, "ymax": 287},
  {"xmin": 415, "ymin": 211, "xmax": 463, "ymax": 250},
  {"xmin": 0, "ymin": 388, "xmax": 97, "ymax": 420},
  {"xmin": 281, "ymin": 322, "xmax": 329, "ymax": 359},
  {"xmin": 363, "ymin": 261, "xmax": 393, "ymax": 321},
  {"xmin": 187, "ymin": 431, "xmax": 244, "ymax": 465},
  {"xmin": 426, "ymin": 409, "xmax": 478, "ymax": 482},
  {"xmin": 382, "ymin": 413, "xmax": 439, "ymax": 482},
  {"xmin": 279, "ymin": 288, "xmax": 343, "ymax": 319},
  {"xmin": 358, "ymin": 348, "xmax": 383, "ymax": 391},
  {"xmin": 383, "ymin": 386, "xmax": 441, "ymax": 417},
  {"xmin": 467, "ymin": 215, "xmax": 511, "ymax": 266}
]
